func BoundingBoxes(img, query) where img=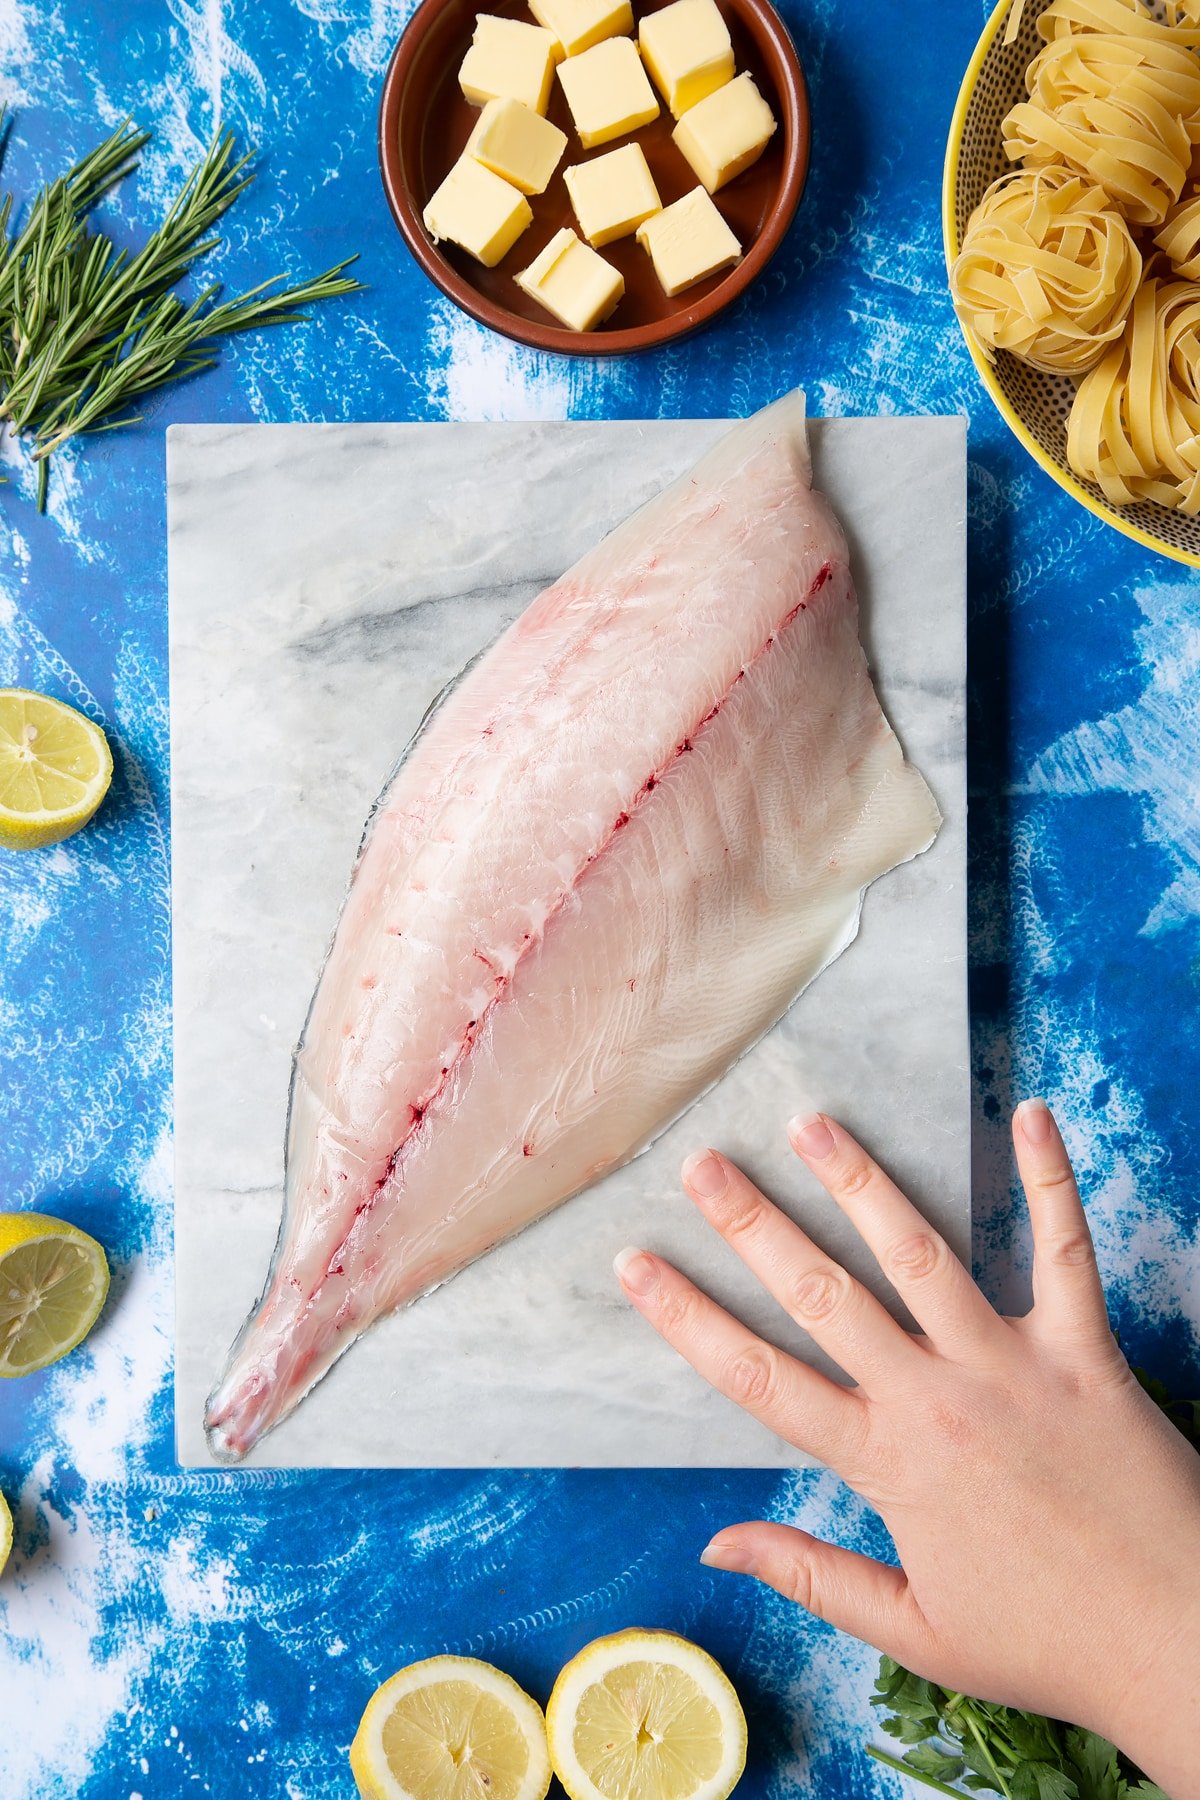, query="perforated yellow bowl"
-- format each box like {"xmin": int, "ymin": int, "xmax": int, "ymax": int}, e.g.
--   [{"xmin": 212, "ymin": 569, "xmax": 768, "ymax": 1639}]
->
[{"xmin": 943, "ymin": 0, "xmax": 1200, "ymax": 568}]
